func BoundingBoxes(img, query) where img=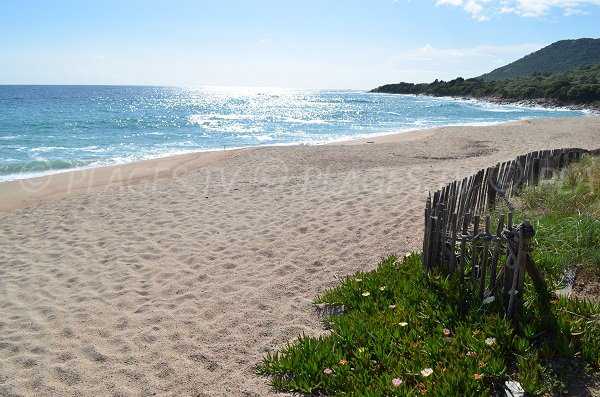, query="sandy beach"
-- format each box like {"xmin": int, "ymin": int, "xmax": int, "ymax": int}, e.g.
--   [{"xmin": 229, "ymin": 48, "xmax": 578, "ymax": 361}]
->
[{"xmin": 0, "ymin": 117, "xmax": 599, "ymax": 396}]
